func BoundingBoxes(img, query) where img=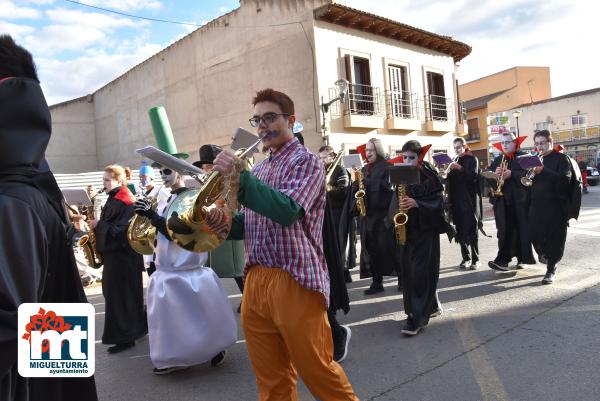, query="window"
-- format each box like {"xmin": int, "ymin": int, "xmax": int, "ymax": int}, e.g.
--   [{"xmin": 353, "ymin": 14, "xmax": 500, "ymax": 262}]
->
[
  {"xmin": 572, "ymin": 114, "xmax": 587, "ymax": 127},
  {"xmin": 388, "ymin": 65, "xmax": 411, "ymax": 118},
  {"xmin": 426, "ymin": 71, "xmax": 447, "ymax": 120},
  {"xmin": 344, "ymin": 55, "xmax": 376, "ymax": 115},
  {"xmin": 535, "ymin": 122, "xmax": 549, "ymax": 131},
  {"xmin": 466, "ymin": 118, "xmax": 480, "ymax": 141}
]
